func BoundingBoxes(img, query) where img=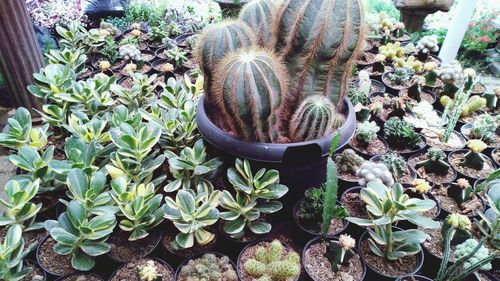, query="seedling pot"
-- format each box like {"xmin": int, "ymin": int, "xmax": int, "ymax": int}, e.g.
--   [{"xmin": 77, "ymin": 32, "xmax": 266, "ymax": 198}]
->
[{"xmin": 196, "ymin": 95, "xmax": 356, "ymax": 214}]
